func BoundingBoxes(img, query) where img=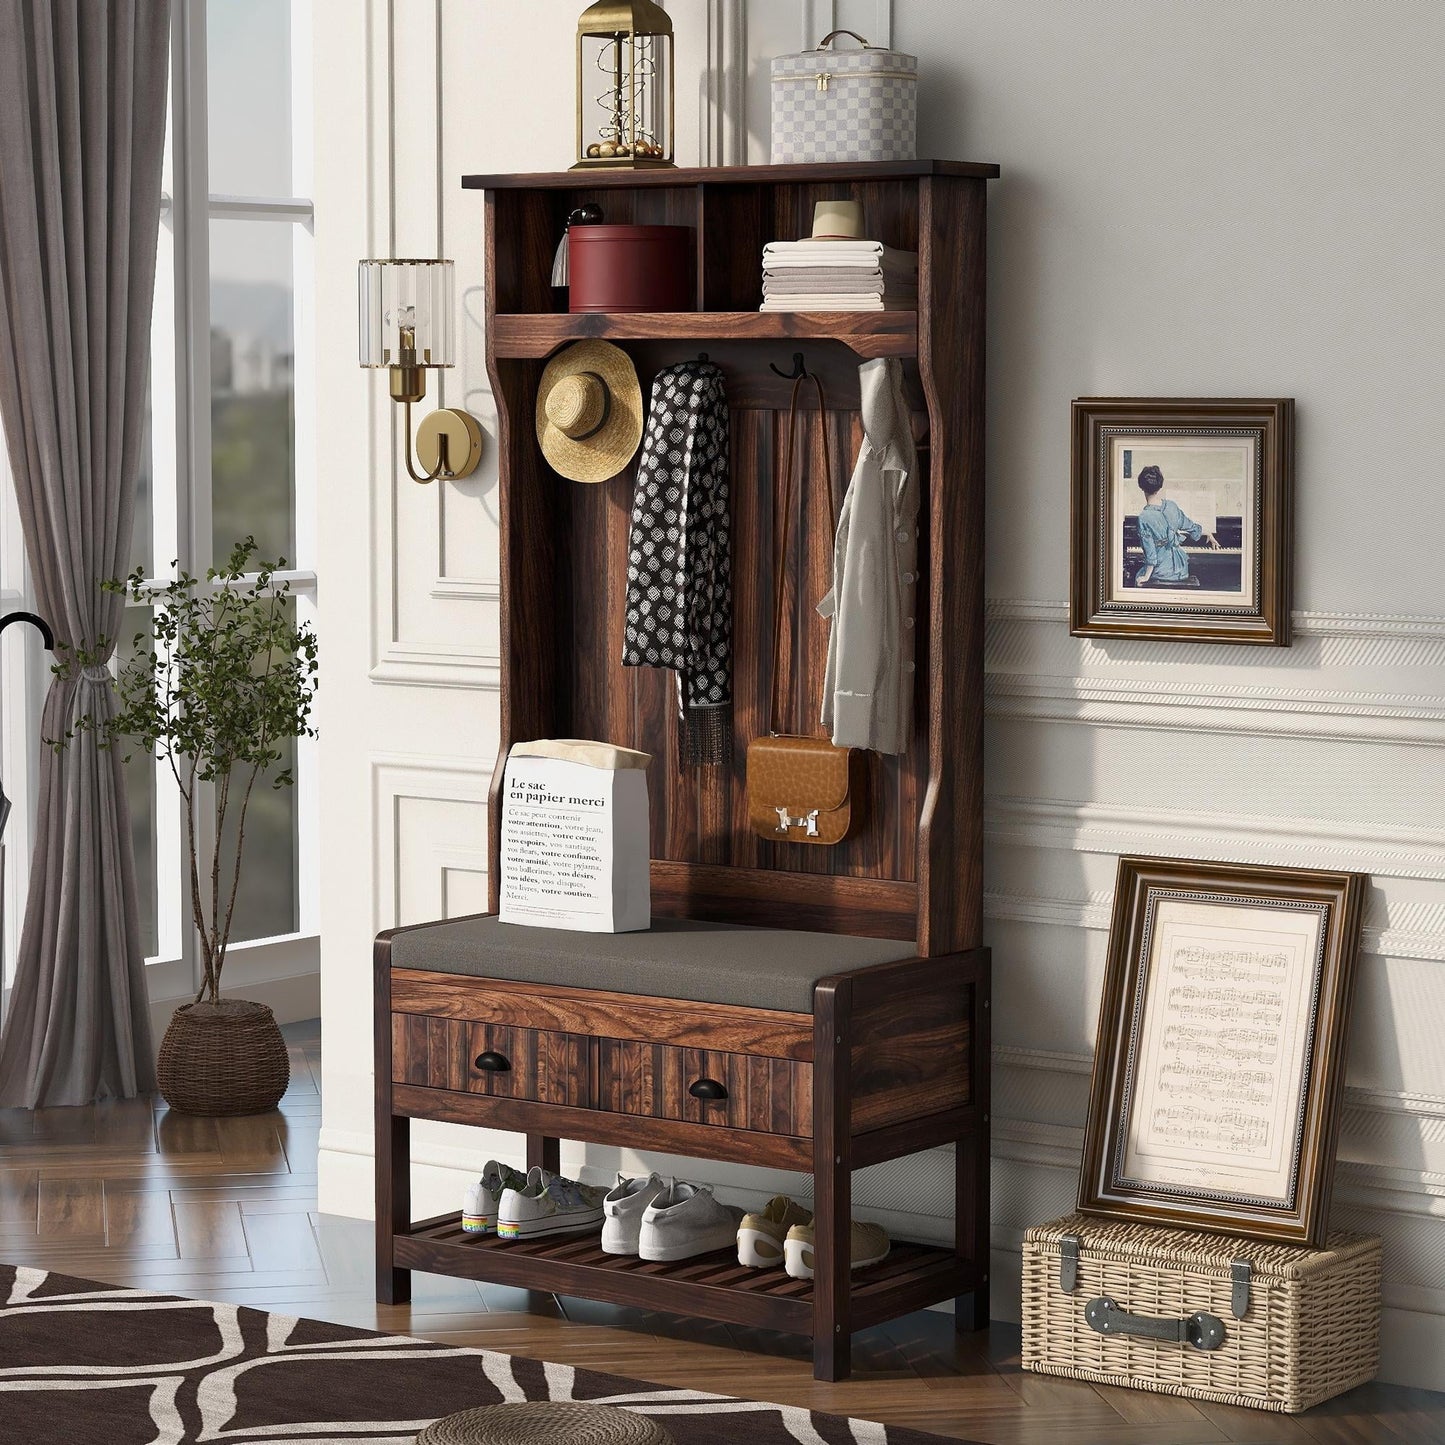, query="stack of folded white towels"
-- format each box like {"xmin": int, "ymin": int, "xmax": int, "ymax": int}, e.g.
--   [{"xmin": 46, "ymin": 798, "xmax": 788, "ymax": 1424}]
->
[{"xmin": 760, "ymin": 239, "xmax": 919, "ymax": 312}]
